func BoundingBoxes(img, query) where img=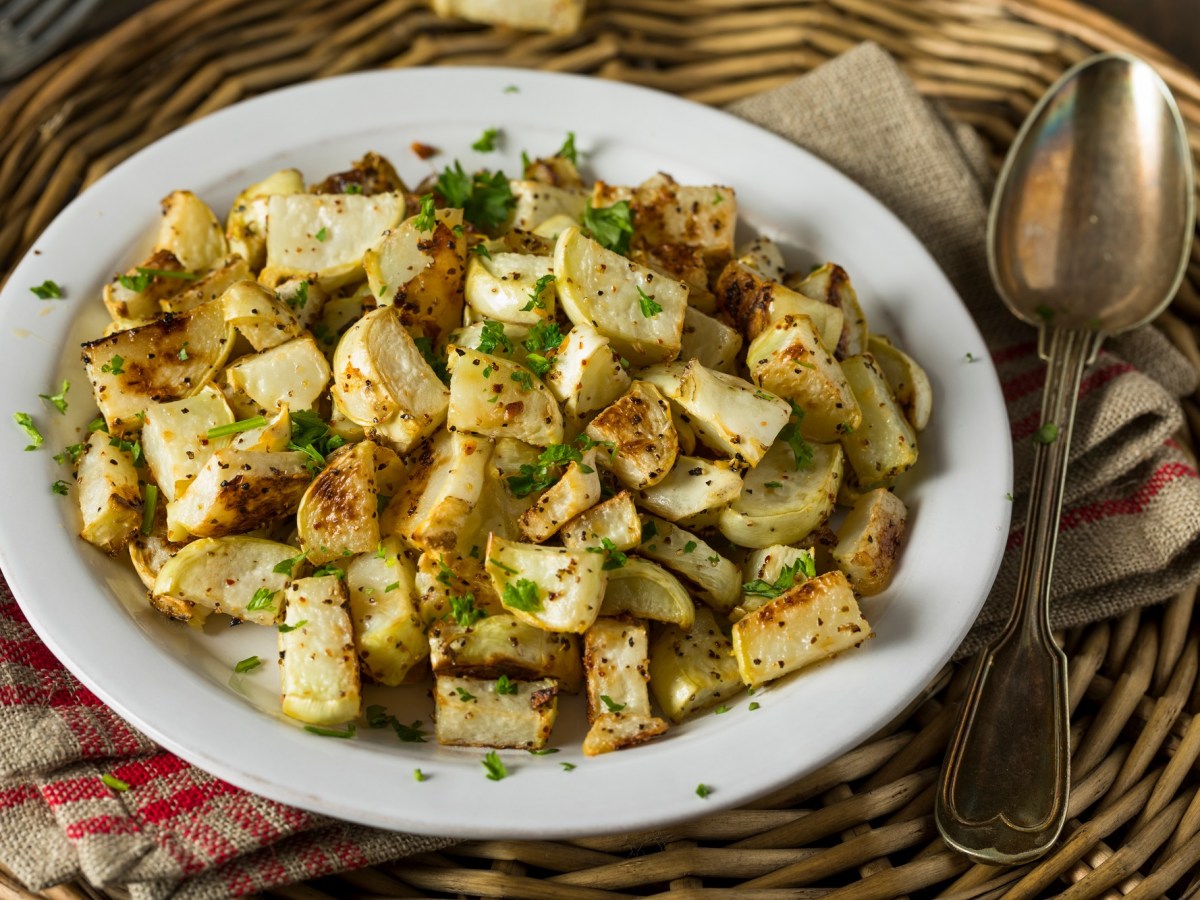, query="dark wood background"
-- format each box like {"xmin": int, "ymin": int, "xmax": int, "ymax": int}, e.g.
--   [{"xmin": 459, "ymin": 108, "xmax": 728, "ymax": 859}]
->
[{"xmin": 1088, "ymin": 0, "xmax": 1200, "ymax": 72}]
